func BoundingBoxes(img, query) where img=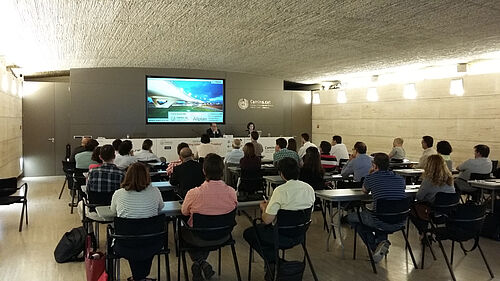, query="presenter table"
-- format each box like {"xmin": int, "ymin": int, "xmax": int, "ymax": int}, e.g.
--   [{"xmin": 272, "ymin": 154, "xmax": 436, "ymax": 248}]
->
[{"xmin": 315, "ymin": 185, "xmax": 420, "ymax": 256}]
